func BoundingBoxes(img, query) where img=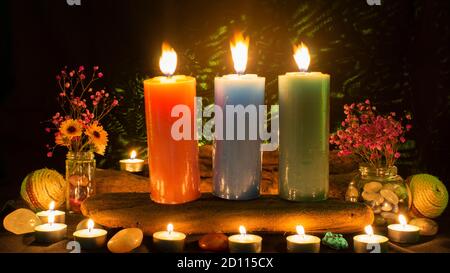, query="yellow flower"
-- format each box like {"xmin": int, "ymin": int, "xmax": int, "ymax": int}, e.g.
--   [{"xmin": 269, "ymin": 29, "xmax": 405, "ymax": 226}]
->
[
  {"xmin": 60, "ymin": 119, "xmax": 83, "ymax": 138},
  {"xmin": 86, "ymin": 122, "xmax": 108, "ymax": 153},
  {"xmin": 94, "ymin": 144, "xmax": 106, "ymax": 156}
]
